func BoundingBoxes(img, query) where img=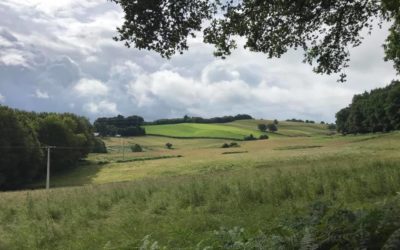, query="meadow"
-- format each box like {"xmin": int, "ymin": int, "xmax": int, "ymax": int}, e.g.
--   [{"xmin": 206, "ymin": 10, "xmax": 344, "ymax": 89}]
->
[
  {"xmin": 1, "ymin": 120, "xmax": 400, "ymax": 249},
  {"xmin": 143, "ymin": 122, "xmax": 266, "ymax": 139}
]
